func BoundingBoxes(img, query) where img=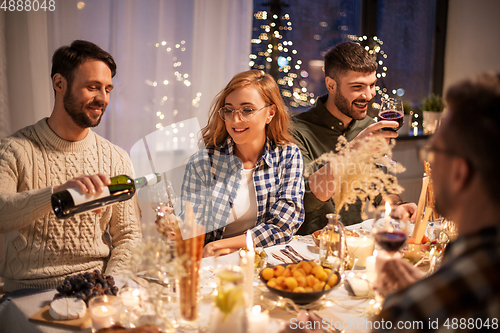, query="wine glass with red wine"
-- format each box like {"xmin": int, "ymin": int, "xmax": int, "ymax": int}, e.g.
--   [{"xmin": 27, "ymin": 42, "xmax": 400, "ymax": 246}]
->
[
  {"xmin": 378, "ymin": 98, "xmax": 404, "ymax": 132},
  {"xmin": 372, "ymin": 204, "xmax": 409, "ymax": 255}
]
